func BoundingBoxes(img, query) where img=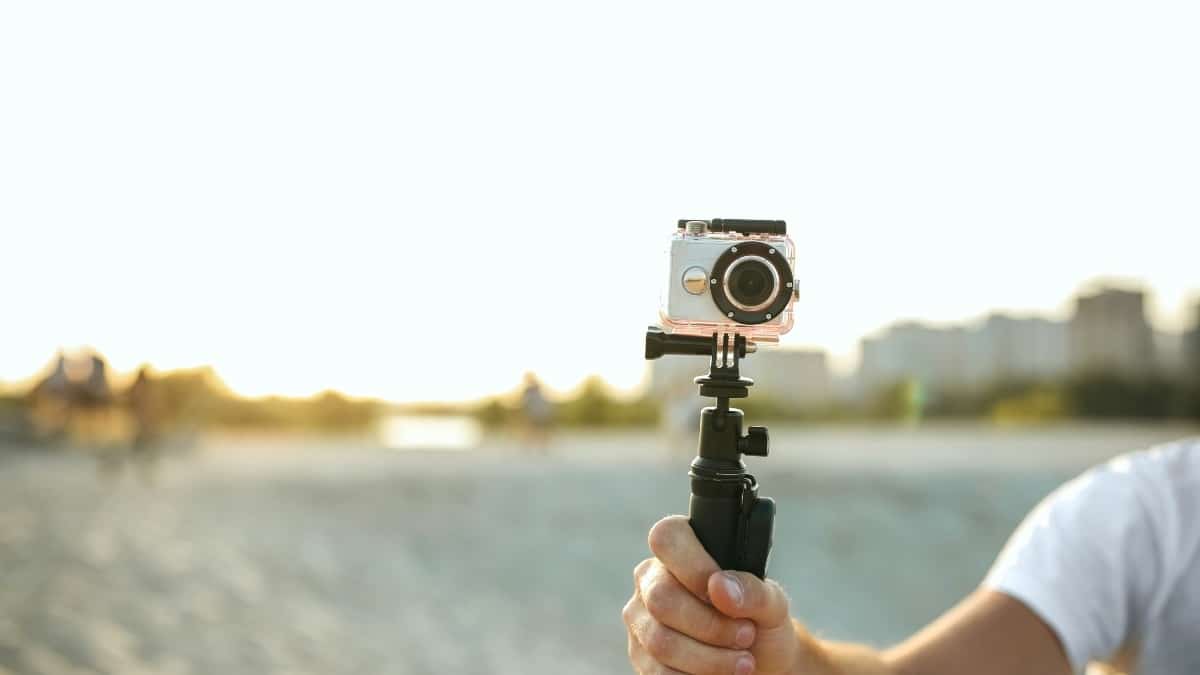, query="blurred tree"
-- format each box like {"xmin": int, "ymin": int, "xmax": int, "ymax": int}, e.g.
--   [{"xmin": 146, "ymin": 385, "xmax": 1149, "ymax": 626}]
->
[
  {"xmin": 990, "ymin": 387, "xmax": 1068, "ymax": 424},
  {"xmin": 558, "ymin": 376, "xmax": 617, "ymax": 427},
  {"xmin": 871, "ymin": 379, "xmax": 924, "ymax": 422},
  {"xmin": 472, "ymin": 397, "xmax": 514, "ymax": 428},
  {"xmin": 1066, "ymin": 373, "xmax": 1177, "ymax": 419}
]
